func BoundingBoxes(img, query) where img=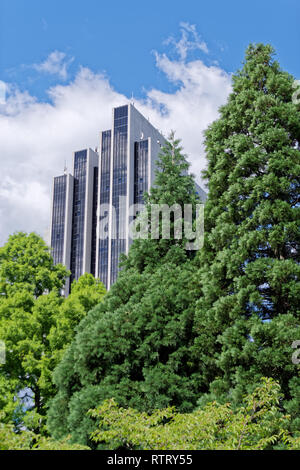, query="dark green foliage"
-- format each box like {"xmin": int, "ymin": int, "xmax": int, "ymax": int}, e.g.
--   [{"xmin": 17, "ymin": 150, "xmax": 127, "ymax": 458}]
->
[
  {"xmin": 47, "ymin": 135, "xmax": 203, "ymax": 446},
  {"xmin": 193, "ymin": 44, "xmax": 300, "ymax": 428}
]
